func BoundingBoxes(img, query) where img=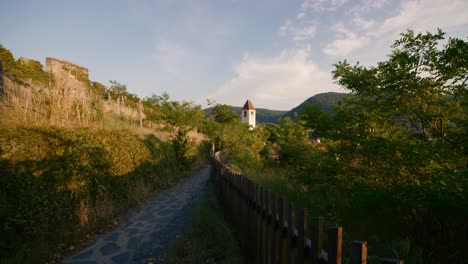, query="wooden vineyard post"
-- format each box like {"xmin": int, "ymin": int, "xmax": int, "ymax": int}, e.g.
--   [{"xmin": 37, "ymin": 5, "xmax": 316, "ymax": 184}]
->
[{"xmin": 328, "ymin": 227, "xmax": 343, "ymax": 264}]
